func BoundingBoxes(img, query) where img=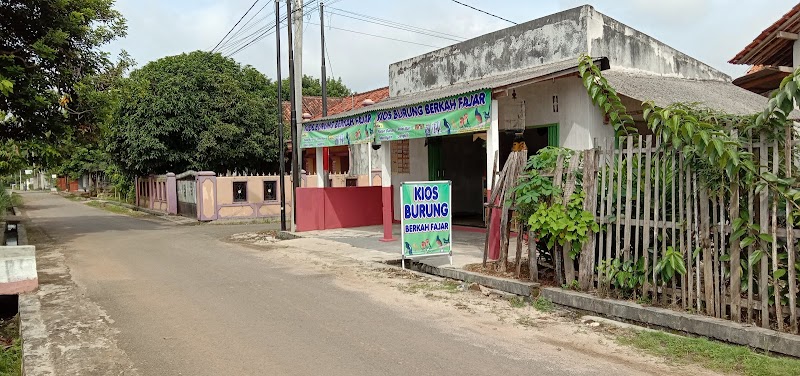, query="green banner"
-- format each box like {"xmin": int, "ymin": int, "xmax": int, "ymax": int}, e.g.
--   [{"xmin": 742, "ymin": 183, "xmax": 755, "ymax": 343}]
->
[
  {"xmin": 401, "ymin": 181, "xmax": 452, "ymax": 258},
  {"xmin": 375, "ymin": 89, "xmax": 491, "ymax": 142},
  {"xmin": 300, "ymin": 113, "xmax": 374, "ymax": 148}
]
